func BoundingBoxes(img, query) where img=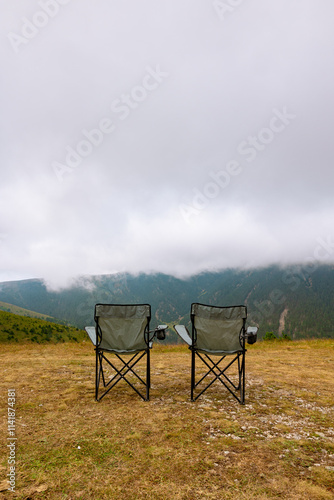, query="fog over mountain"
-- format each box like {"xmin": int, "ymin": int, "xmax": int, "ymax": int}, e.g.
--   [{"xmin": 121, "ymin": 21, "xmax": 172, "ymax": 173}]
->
[{"xmin": 1, "ymin": 1, "xmax": 334, "ymax": 289}]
